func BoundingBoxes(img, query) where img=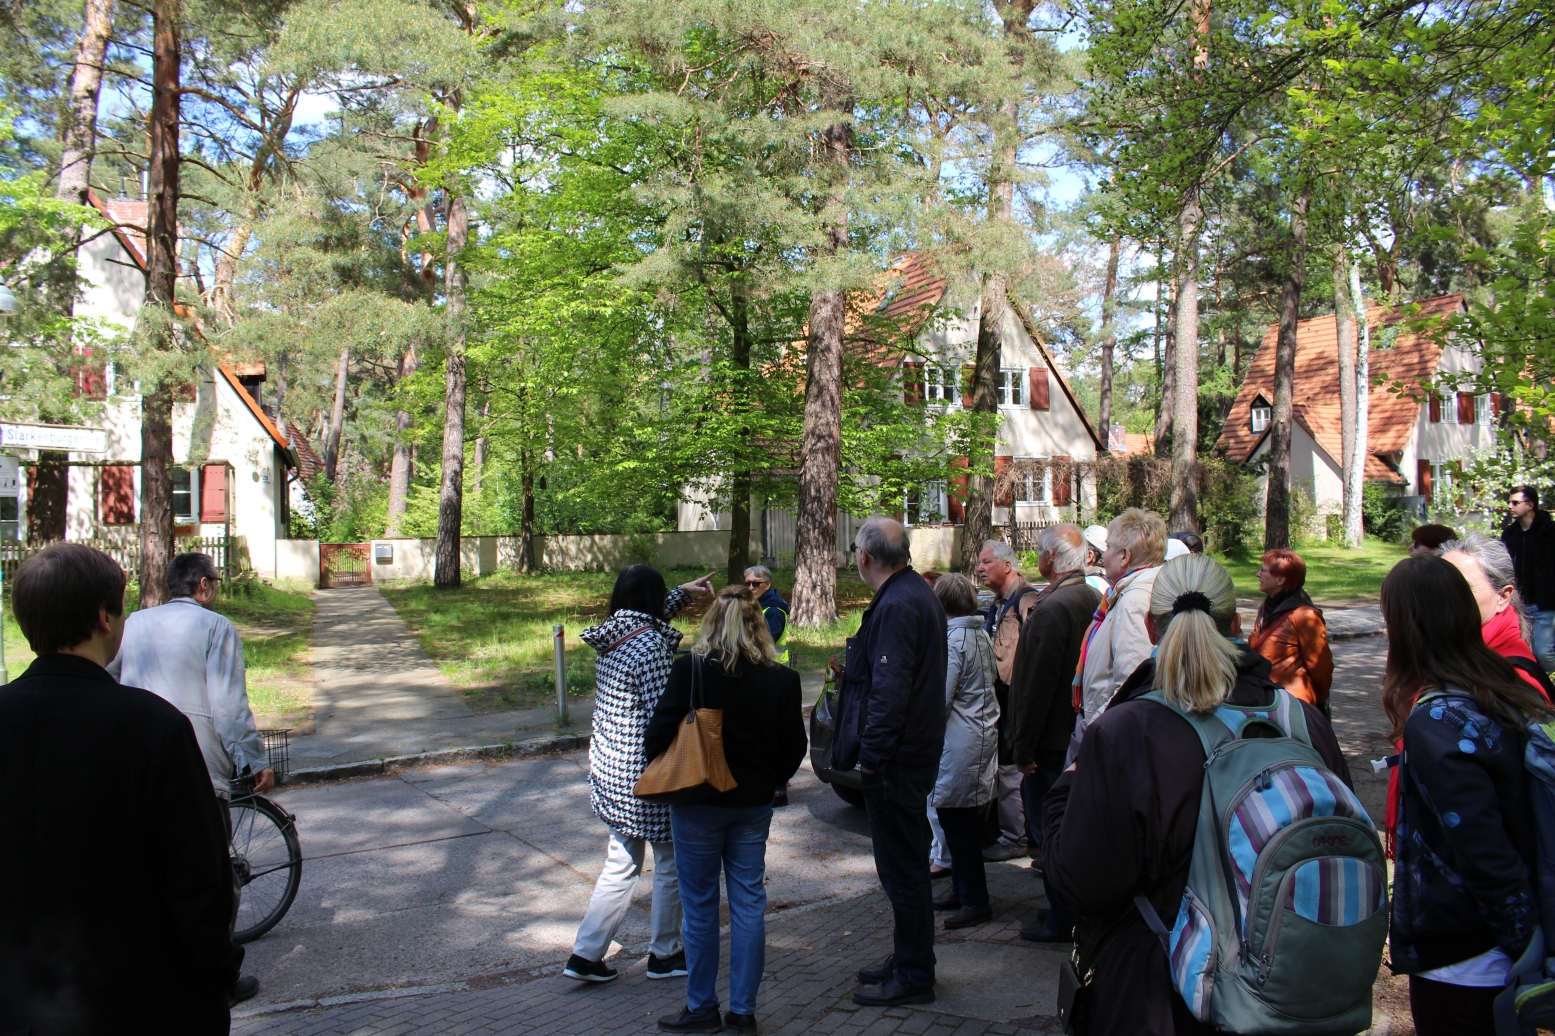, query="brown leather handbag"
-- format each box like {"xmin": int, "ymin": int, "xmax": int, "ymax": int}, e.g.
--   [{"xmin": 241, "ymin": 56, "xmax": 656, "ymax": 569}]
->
[{"xmin": 634, "ymin": 655, "xmax": 737, "ymax": 803}]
